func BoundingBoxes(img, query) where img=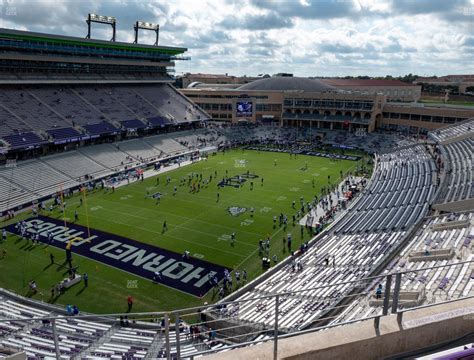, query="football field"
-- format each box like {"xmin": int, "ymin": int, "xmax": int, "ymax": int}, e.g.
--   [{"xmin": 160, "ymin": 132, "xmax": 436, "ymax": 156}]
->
[{"xmin": 0, "ymin": 149, "xmax": 361, "ymax": 313}]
